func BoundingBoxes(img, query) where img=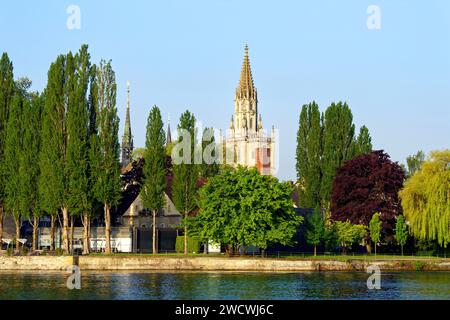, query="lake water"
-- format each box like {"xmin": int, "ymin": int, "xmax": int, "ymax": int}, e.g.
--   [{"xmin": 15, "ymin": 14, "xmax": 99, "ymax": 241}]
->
[{"xmin": 0, "ymin": 271, "xmax": 449, "ymax": 300}]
